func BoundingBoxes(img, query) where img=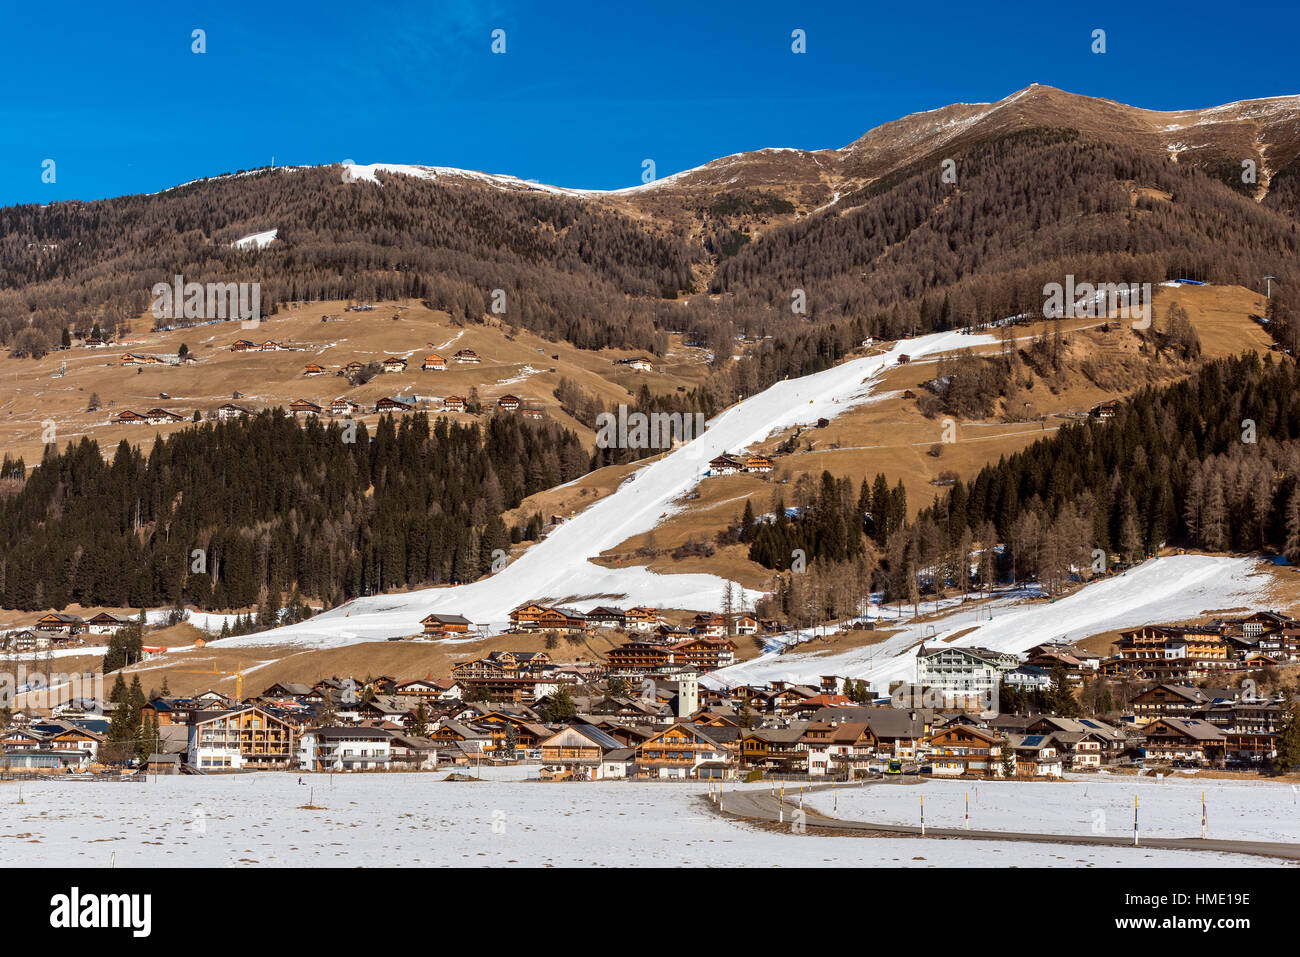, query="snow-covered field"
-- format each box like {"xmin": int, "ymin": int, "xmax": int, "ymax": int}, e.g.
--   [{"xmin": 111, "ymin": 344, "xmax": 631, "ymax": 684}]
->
[
  {"xmin": 707, "ymin": 555, "xmax": 1268, "ymax": 693},
  {"xmin": 809, "ymin": 776, "xmax": 1300, "ymax": 845},
  {"xmin": 0, "ymin": 773, "xmax": 1283, "ymax": 868},
  {"xmin": 215, "ymin": 330, "xmax": 992, "ymax": 649}
]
